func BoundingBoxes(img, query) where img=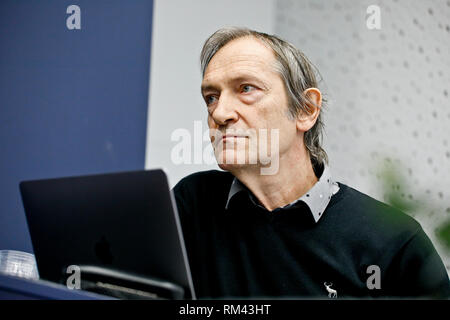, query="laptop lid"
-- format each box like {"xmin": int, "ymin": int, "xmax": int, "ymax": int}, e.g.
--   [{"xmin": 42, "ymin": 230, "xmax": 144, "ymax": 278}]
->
[{"xmin": 19, "ymin": 169, "xmax": 195, "ymax": 299}]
